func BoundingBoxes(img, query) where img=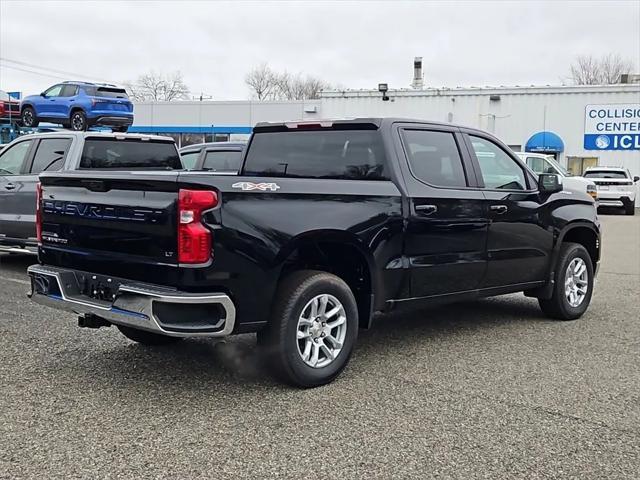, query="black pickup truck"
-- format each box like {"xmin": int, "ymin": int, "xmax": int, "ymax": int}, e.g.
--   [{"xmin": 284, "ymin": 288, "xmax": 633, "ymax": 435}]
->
[{"xmin": 28, "ymin": 118, "xmax": 601, "ymax": 387}]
